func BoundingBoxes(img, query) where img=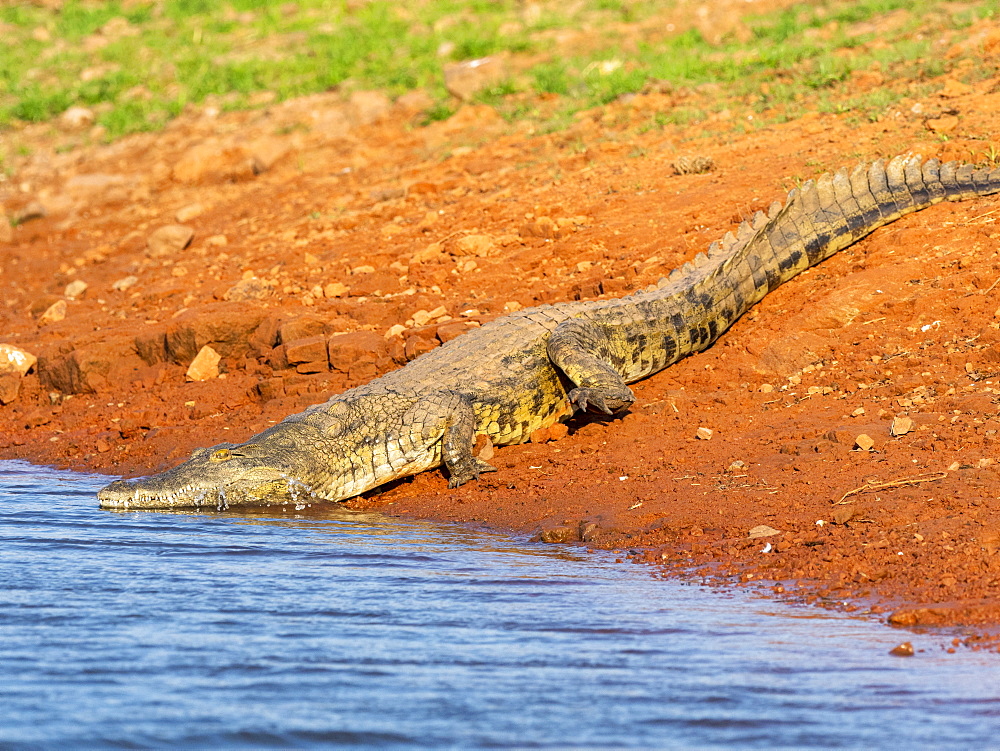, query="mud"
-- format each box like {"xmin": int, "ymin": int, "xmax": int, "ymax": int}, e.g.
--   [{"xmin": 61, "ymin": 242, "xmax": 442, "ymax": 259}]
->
[{"xmin": 4, "ymin": 15, "xmax": 1000, "ymax": 648}]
